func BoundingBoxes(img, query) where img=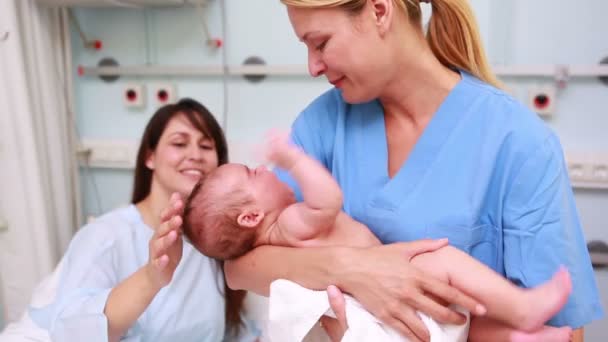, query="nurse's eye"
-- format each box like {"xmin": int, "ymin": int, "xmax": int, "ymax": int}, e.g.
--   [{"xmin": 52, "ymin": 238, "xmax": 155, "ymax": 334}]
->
[{"xmin": 316, "ymin": 40, "xmax": 328, "ymax": 51}]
